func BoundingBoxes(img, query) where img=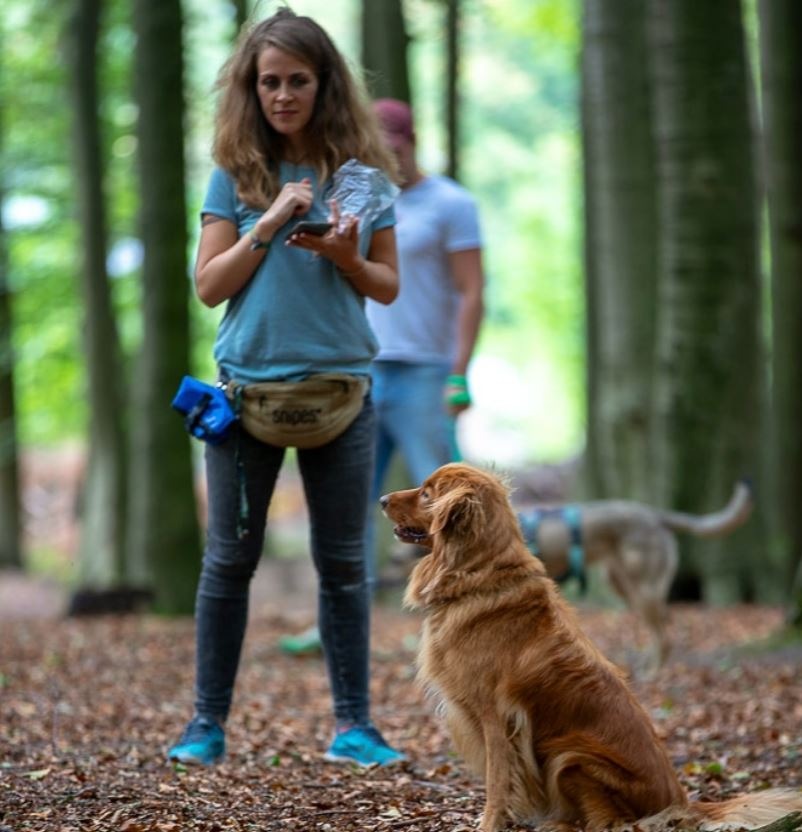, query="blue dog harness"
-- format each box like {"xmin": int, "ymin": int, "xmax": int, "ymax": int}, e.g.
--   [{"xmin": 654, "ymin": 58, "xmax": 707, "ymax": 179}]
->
[{"xmin": 518, "ymin": 505, "xmax": 587, "ymax": 593}]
